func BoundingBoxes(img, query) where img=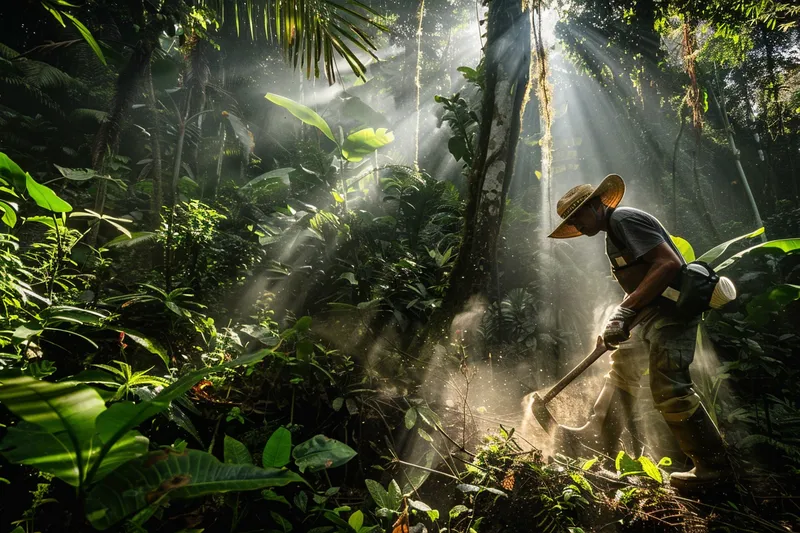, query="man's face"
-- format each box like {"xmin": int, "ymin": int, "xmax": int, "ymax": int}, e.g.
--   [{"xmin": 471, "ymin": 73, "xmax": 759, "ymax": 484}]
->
[{"xmin": 571, "ymin": 203, "xmax": 602, "ymax": 236}]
